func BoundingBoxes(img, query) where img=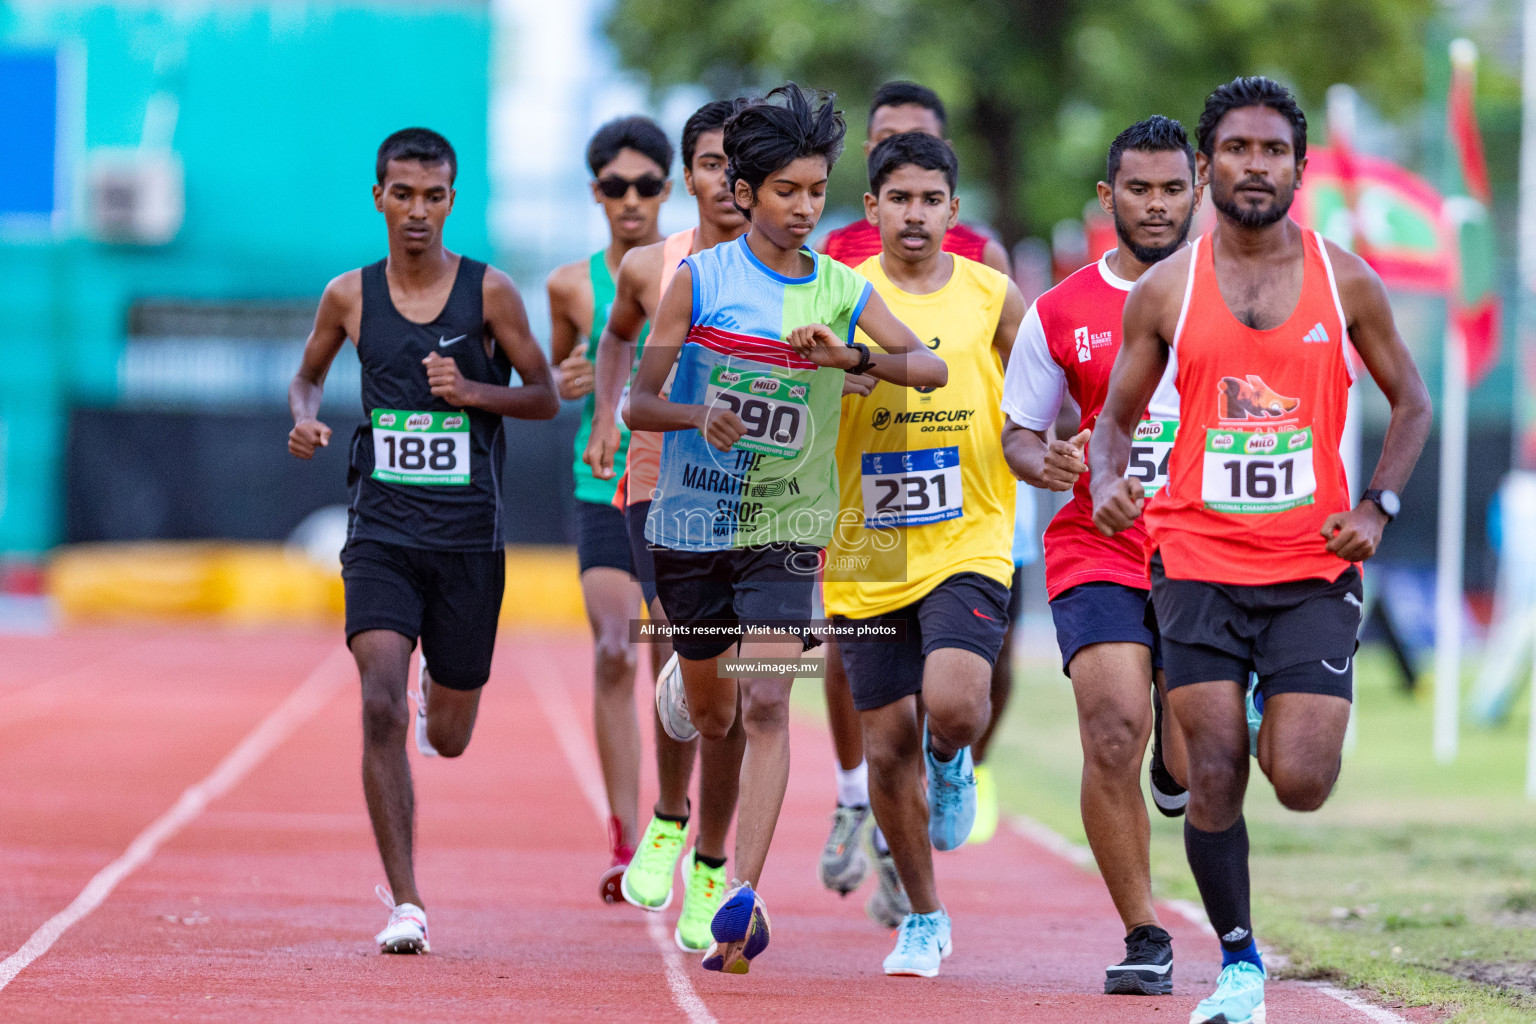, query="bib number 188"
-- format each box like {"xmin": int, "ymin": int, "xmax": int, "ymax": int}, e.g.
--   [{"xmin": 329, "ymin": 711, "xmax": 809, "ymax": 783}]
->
[{"xmin": 371, "ymin": 409, "xmax": 471, "ymax": 487}]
